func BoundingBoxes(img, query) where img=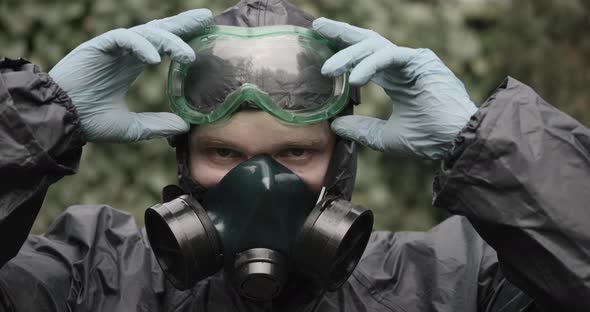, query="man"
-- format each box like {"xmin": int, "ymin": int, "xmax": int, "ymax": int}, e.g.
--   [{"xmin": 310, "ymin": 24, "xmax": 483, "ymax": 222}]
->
[{"xmin": 0, "ymin": 1, "xmax": 589, "ymax": 311}]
